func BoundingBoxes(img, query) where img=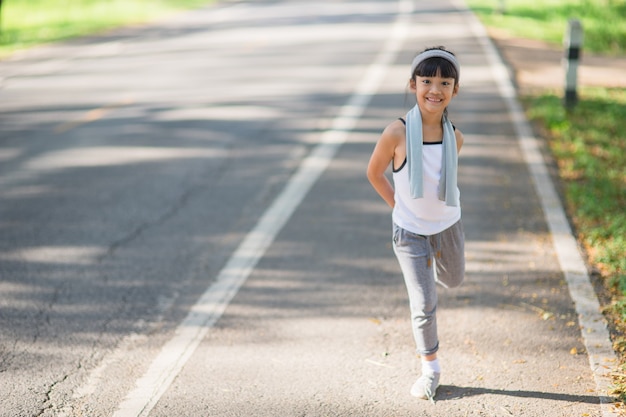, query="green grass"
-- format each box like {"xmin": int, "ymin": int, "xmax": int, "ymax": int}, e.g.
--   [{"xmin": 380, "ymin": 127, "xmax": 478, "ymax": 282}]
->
[
  {"xmin": 525, "ymin": 88, "xmax": 626, "ymax": 398},
  {"xmin": 525, "ymin": 89, "xmax": 626, "ymax": 400},
  {"xmin": 525, "ymin": 89, "xmax": 626, "ymax": 285},
  {"xmin": 465, "ymin": 0, "xmax": 626, "ymax": 55},
  {"xmin": 0, "ymin": 0, "xmax": 215, "ymax": 57}
]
